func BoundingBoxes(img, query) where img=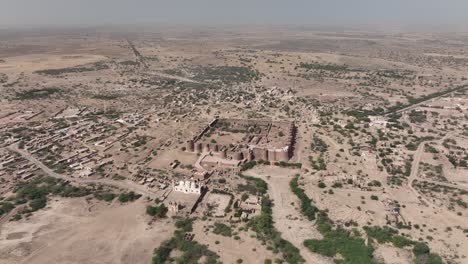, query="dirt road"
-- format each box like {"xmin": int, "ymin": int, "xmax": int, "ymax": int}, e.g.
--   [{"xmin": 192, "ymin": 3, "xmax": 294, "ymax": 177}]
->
[
  {"xmin": 7, "ymin": 144, "xmax": 158, "ymax": 199},
  {"xmin": 245, "ymin": 167, "xmax": 332, "ymax": 264}
]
